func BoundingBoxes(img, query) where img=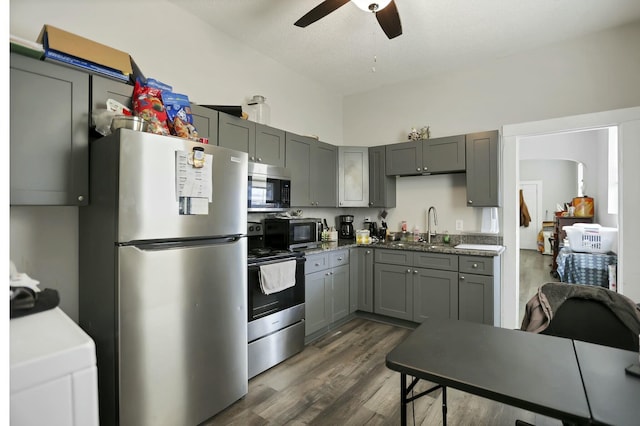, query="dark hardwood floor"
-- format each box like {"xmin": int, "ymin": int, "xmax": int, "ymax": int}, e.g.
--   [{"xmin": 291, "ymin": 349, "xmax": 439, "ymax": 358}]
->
[{"xmin": 205, "ymin": 317, "xmax": 558, "ymax": 425}]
